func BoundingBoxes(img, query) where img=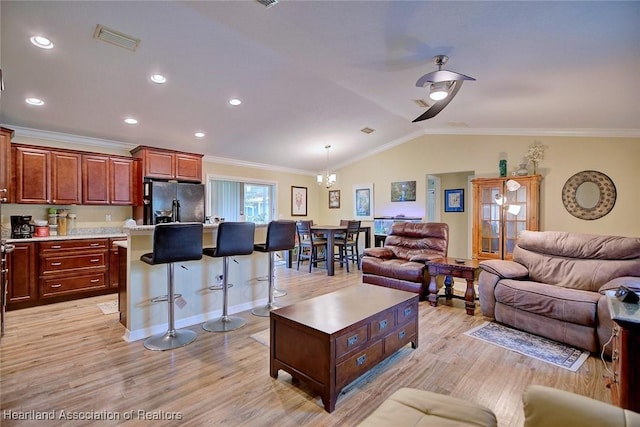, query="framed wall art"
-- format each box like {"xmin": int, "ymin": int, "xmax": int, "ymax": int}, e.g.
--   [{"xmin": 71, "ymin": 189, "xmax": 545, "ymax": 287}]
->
[
  {"xmin": 444, "ymin": 188, "xmax": 464, "ymax": 212},
  {"xmin": 391, "ymin": 180, "xmax": 416, "ymax": 202},
  {"xmin": 328, "ymin": 190, "xmax": 340, "ymax": 209},
  {"xmin": 291, "ymin": 186, "xmax": 308, "ymax": 216},
  {"xmin": 354, "ymin": 183, "xmax": 374, "ymax": 220}
]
